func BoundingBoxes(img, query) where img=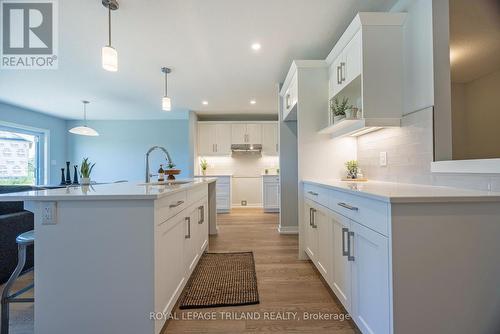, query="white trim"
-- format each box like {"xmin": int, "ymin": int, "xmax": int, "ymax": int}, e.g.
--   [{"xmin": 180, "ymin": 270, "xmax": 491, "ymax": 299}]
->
[
  {"xmin": 0, "ymin": 120, "xmax": 50, "ymax": 185},
  {"xmin": 431, "ymin": 159, "xmax": 500, "ymax": 174},
  {"xmin": 197, "ymin": 121, "xmax": 277, "ymax": 124},
  {"xmin": 278, "ymin": 225, "xmax": 298, "ymax": 234}
]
